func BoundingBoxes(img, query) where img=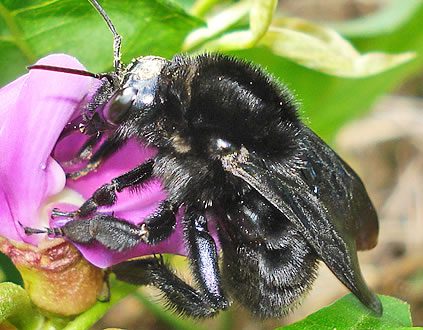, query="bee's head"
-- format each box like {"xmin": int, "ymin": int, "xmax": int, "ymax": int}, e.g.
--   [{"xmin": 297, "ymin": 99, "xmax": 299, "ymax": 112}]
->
[
  {"xmin": 101, "ymin": 56, "xmax": 169, "ymax": 127},
  {"xmin": 26, "ymin": 0, "xmax": 171, "ymax": 143}
]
